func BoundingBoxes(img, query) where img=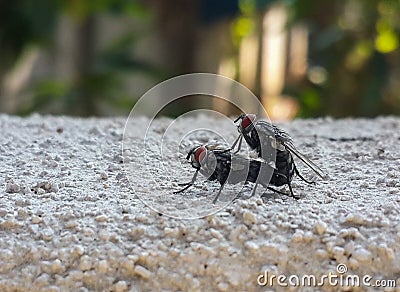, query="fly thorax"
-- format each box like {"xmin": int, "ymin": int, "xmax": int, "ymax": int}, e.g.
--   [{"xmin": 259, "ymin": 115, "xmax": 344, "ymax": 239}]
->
[{"xmin": 270, "ymin": 139, "xmax": 285, "ymax": 151}]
